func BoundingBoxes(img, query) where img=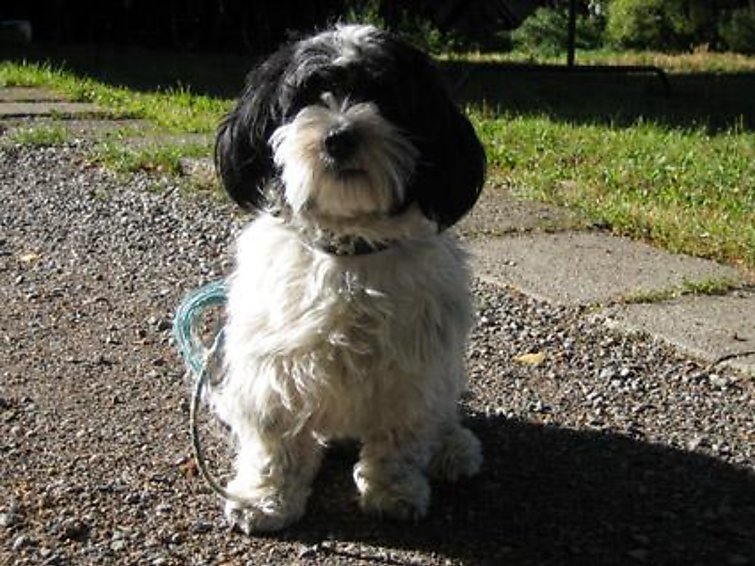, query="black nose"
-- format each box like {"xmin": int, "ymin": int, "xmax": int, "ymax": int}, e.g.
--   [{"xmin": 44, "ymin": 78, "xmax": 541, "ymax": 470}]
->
[{"xmin": 324, "ymin": 127, "xmax": 358, "ymax": 162}]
